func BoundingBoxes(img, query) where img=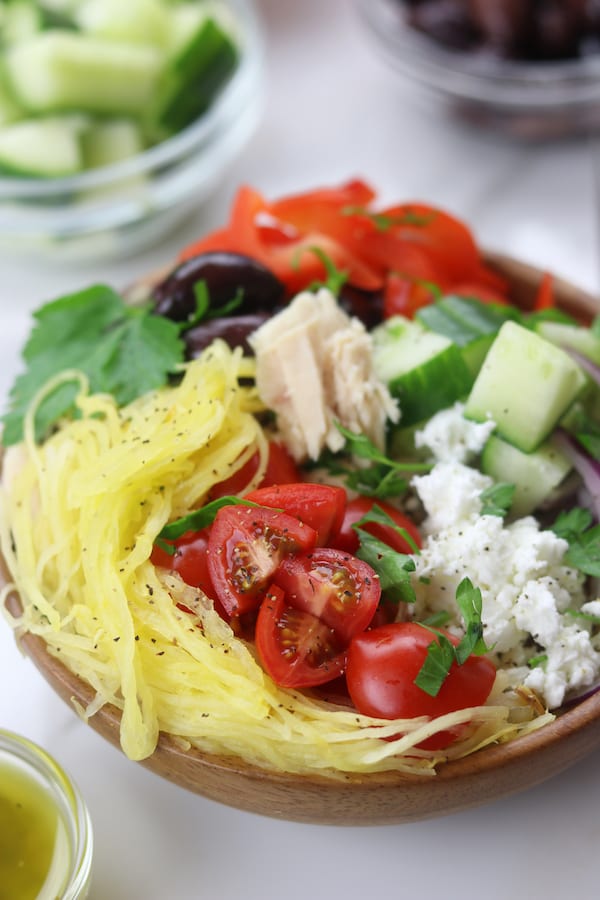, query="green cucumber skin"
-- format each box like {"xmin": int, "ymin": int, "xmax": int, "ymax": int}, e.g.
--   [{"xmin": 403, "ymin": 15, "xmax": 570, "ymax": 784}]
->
[
  {"xmin": 0, "ymin": 3, "xmax": 241, "ymax": 178},
  {"xmin": 151, "ymin": 17, "xmax": 239, "ymax": 135},
  {"xmin": 388, "ymin": 344, "xmax": 473, "ymax": 428},
  {"xmin": 481, "ymin": 434, "xmax": 572, "ymax": 518},
  {"xmin": 465, "ymin": 321, "xmax": 587, "ymax": 453},
  {"xmin": 6, "ymin": 32, "xmax": 162, "ymax": 116},
  {"xmin": 416, "ymin": 295, "xmax": 518, "ymax": 347}
]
